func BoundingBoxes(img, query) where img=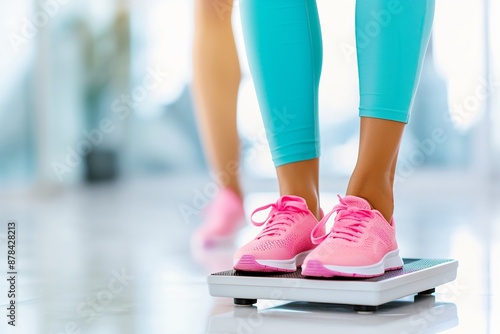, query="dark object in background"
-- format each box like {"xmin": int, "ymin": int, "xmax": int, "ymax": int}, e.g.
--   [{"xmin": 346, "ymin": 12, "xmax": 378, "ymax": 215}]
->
[
  {"xmin": 83, "ymin": 6, "xmax": 130, "ymax": 183},
  {"xmin": 85, "ymin": 150, "xmax": 118, "ymax": 182}
]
